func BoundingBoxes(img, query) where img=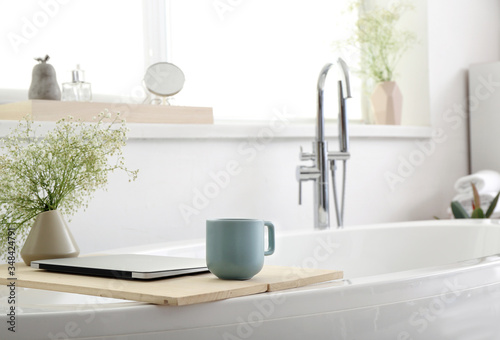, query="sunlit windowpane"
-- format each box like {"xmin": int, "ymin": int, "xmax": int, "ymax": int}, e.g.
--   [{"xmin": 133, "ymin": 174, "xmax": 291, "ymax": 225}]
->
[
  {"xmin": 168, "ymin": 0, "xmax": 362, "ymax": 121},
  {"xmin": 0, "ymin": 0, "xmax": 362, "ymax": 121},
  {"xmin": 0, "ymin": 0, "xmax": 144, "ymax": 99}
]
